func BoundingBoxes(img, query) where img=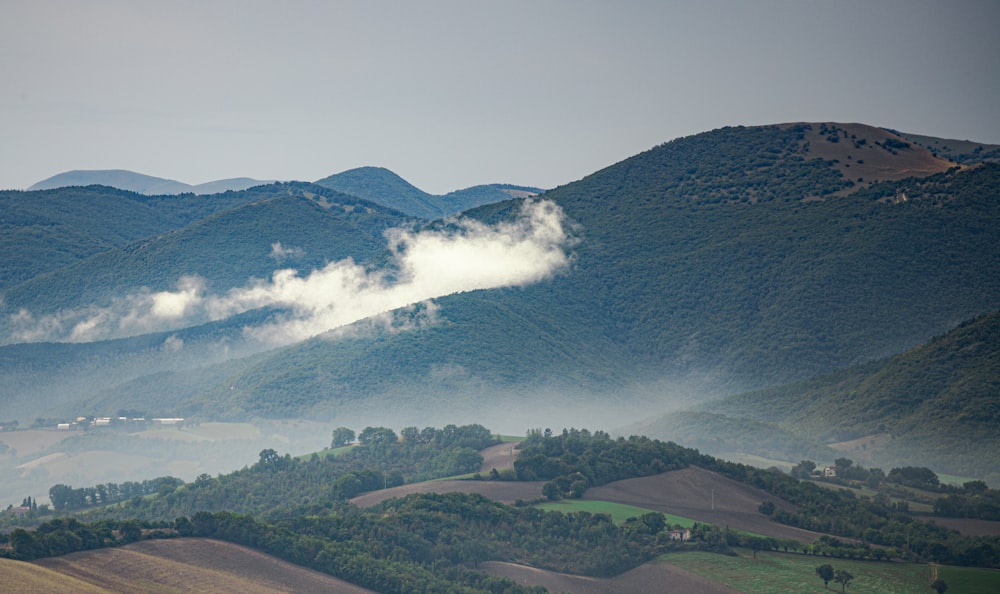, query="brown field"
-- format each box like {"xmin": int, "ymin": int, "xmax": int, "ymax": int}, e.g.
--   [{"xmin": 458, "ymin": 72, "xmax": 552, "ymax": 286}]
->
[
  {"xmin": 29, "ymin": 538, "xmax": 376, "ymax": 594},
  {"xmin": 481, "ymin": 558, "xmax": 740, "ymax": 594},
  {"xmin": 929, "ymin": 517, "xmax": 1000, "ymax": 537},
  {"xmin": 478, "ymin": 441, "xmax": 519, "ymax": 472},
  {"xmin": 584, "ymin": 466, "xmax": 836, "ymax": 544},
  {"xmin": 1, "ymin": 557, "xmax": 112, "ymax": 593},
  {"xmin": 784, "ymin": 121, "xmax": 956, "ymax": 196}
]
